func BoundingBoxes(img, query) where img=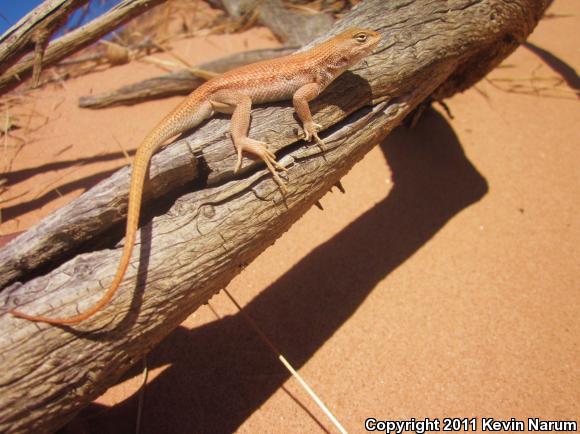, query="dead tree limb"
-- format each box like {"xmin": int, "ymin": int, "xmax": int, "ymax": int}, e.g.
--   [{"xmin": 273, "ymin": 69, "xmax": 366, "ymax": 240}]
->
[
  {"xmin": 210, "ymin": 0, "xmax": 334, "ymax": 45},
  {"xmin": 0, "ymin": 0, "xmax": 551, "ymax": 433},
  {"xmin": 78, "ymin": 46, "xmax": 298, "ymax": 108},
  {"xmin": 0, "ymin": 0, "xmax": 167, "ymax": 94},
  {"xmin": 0, "ymin": 0, "xmax": 88, "ymax": 78}
]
